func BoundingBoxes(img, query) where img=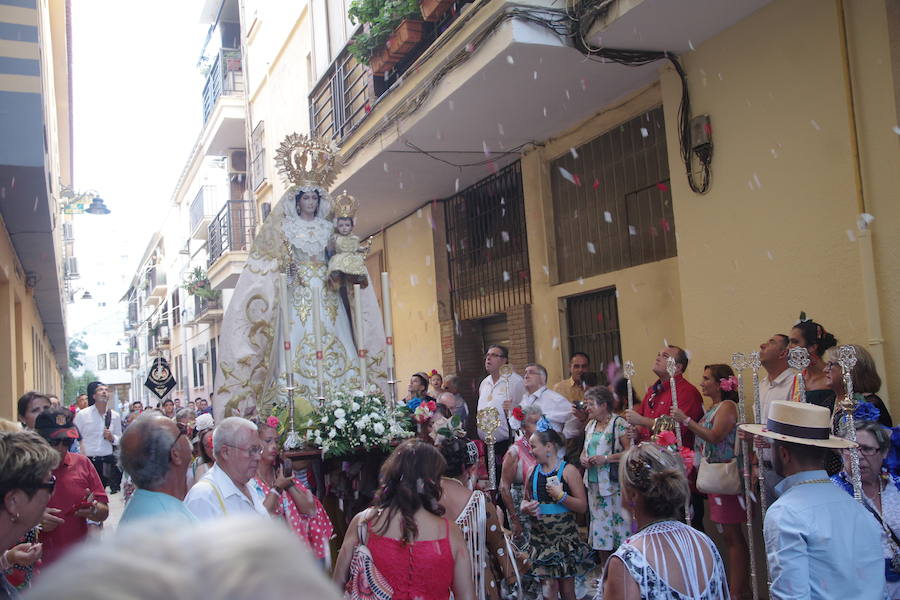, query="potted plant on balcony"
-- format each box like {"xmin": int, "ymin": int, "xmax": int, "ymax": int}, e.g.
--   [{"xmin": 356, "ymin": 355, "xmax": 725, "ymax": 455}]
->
[
  {"xmin": 348, "ymin": 0, "xmax": 424, "ymax": 76},
  {"xmin": 419, "ymin": 0, "xmax": 452, "ymax": 22},
  {"xmin": 182, "ymin": 267, "xmax": 222, "ymax": 308}
]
